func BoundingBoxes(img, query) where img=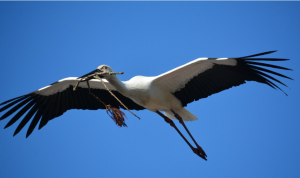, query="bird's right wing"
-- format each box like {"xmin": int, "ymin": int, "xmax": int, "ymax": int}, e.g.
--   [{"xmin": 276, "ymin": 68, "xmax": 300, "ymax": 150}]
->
[
  {"xmin": 0, "ymin": 77, "xmax": 144, "ymax": 137},
  {"xmin": 153, "ymin": 51, "xmax": 292, "ymax": 107}
]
